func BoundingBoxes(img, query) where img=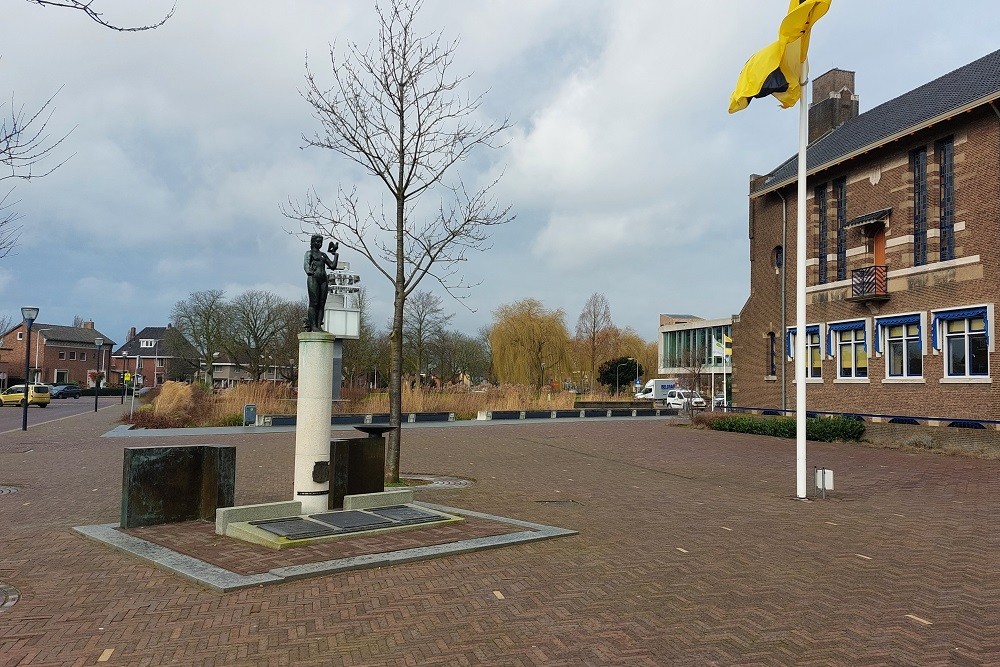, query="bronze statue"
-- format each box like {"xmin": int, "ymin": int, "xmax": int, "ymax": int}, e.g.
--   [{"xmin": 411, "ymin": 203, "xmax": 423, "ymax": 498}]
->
[{"xmin": 304, "ymin": 234, "xmax": 339, "ymax": 331}]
